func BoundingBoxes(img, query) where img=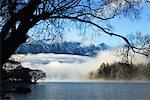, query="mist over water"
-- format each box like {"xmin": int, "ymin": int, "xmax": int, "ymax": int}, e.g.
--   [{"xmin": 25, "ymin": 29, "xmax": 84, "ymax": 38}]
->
[{"xmin": 11, "ymin": 51, "xmax": 149, "ymax": 82}]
